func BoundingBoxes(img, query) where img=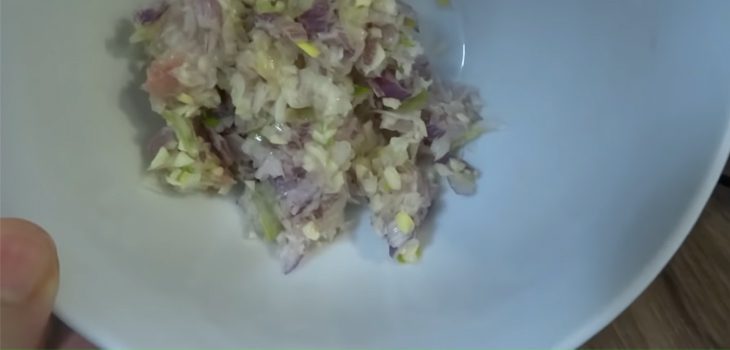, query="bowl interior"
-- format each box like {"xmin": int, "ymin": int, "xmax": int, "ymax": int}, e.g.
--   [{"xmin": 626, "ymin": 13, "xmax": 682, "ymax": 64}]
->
[{"xmin": 2, "ymin": 0, "xmax": 730, "ymax": 348}]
